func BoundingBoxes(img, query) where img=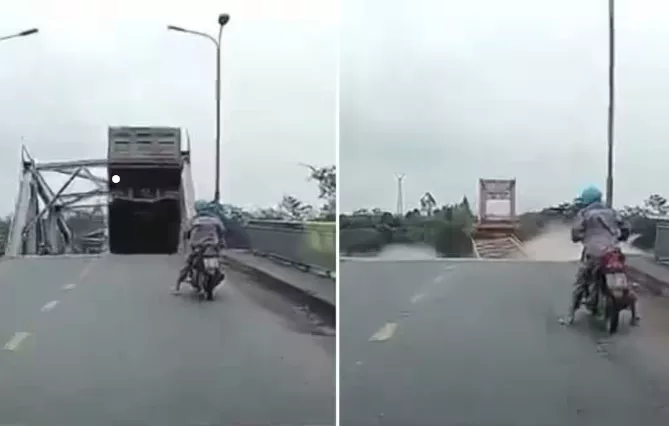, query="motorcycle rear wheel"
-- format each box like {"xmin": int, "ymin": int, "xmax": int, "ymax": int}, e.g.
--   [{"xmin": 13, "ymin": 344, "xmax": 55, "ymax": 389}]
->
[
  {"xmin": 202, "ymin": 273, "xmax": 215, "ymax": 301},
  {"xmin": 605, "ymin": 297, "xmax": 620, "ymax": 334},
  {"xmin": 191, "ymin": 271, "xmax": 205, "ymax": 298}
]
